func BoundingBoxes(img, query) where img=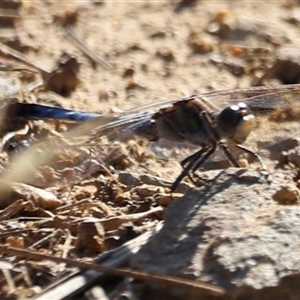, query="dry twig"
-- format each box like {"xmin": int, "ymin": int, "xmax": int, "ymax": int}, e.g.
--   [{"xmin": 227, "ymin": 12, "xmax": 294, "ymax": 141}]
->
[{"xmin": 0, "ymin": 244, "xmax": 224, "ymax": 298}]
